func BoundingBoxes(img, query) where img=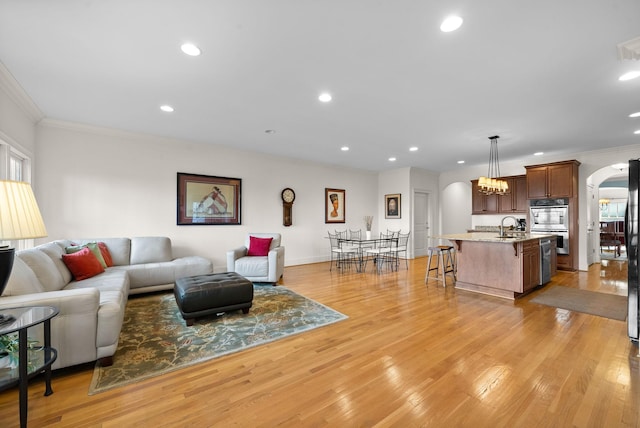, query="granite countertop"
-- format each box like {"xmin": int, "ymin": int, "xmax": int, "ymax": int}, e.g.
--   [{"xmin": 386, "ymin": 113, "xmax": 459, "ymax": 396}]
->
[{"xmin": 437, "ymin": 232, "xmax": 555, "ymax": 243}]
